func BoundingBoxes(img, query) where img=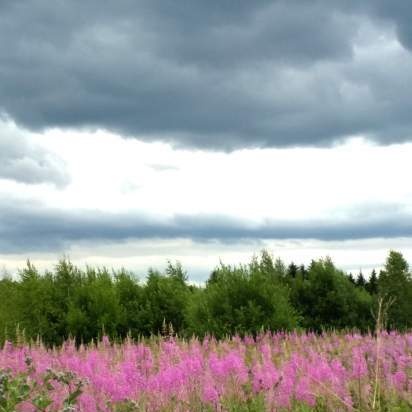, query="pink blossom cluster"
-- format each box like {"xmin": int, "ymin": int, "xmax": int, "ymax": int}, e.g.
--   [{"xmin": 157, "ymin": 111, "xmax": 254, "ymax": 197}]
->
[{"xmin": 0, "ymin": 332, "xmax": 411, "ymax": 411}]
